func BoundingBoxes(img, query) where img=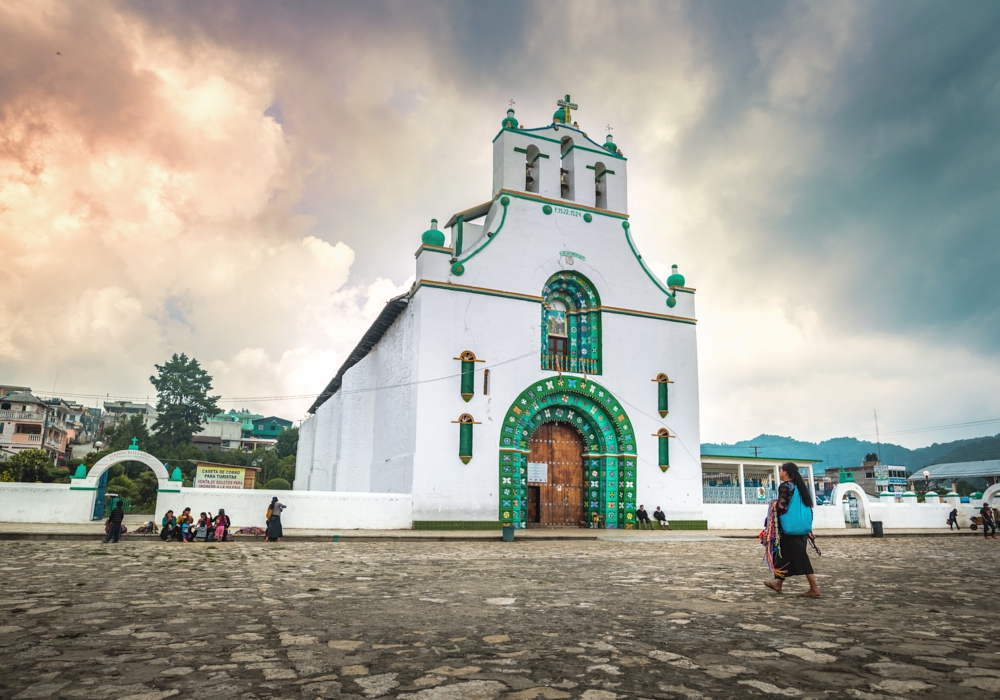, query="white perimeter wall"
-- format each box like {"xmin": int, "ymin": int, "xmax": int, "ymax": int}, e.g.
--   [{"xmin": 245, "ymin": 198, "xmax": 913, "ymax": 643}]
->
[
  {"xmin": 0, "ymin": 483, "xmax": 94, "ymax": 523},
  {"xmin": 155, "ymin": 488, "xmax": 412, "ymax": 530},
  {"xmin": 704, "ymin": 502, "xmax": 980, "ymax": 530}
]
